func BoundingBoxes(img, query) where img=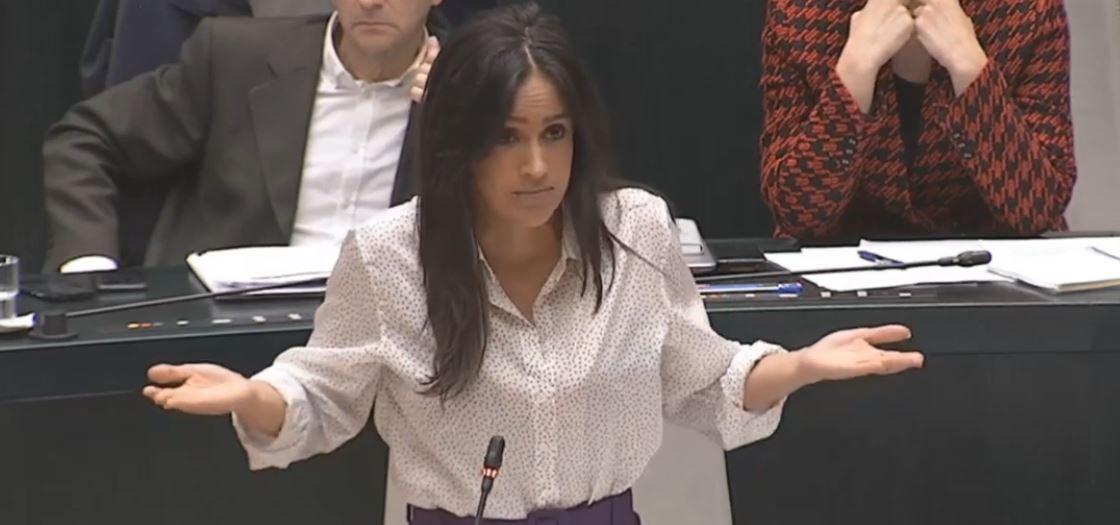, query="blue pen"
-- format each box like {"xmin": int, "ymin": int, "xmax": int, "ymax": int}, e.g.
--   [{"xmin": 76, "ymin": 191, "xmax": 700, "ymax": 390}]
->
[
  {"xmin": 858, "ymin": 250, "xmax": 904, "ymax": 265},
  {"xmin": 698, "ymin": 282, "xmax": 804, "ymax": 294}
]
